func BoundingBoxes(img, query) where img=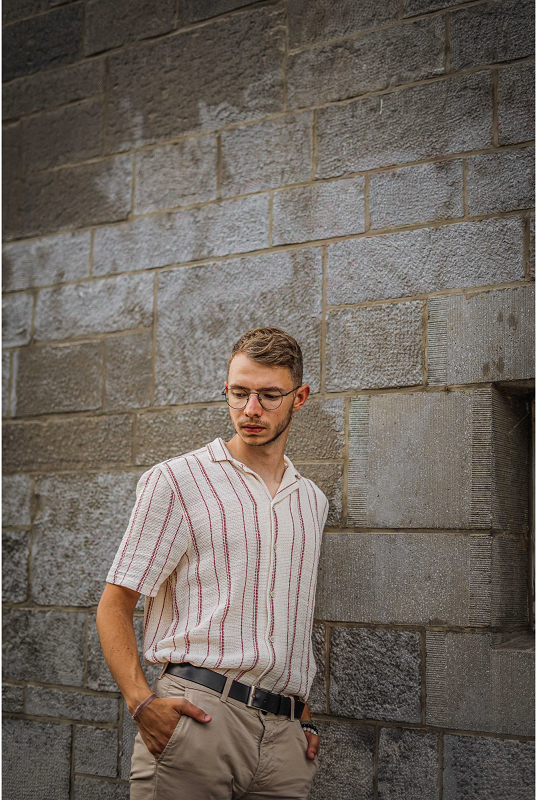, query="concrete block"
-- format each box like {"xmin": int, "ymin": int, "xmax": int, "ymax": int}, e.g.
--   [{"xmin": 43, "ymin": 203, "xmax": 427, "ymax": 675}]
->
[
  {"xmin": 327, "ymin": 217, "xmax": 524, "ymax": 305},
  {"xmin": 2, "ymin": 122, "xmax": 19, "ymax": 240},
  {"xmin": 287, "ymin": 17, "xmax": 444, "ymax": 108},
  {"xmin": 87, "ymin": 615, "xmax": 160, "ymax": 691},
  {"xmin": 2, "ymin": 718, "xmax": 71, "ymax": 798},
  {"xmin": 530, "ymin": 212, "xmax": 535, "ymax": 279},
  {"xmin": 2, "ymin": 474, "xmax": 32, "ymax": 526},
  {"xmin": 75, "ymin": 726, "xmax": 118, "ymax": 778},
  {"xmin": 369, "ymin": 160, "xmax": 463, "ymax": 229},
  {"xmin": 427, "ymin": 285, "xmax": 535, "ymax": 385},
  {"xmin": 34, "ymin": 272, "xmax": 153, "ymax": 341},
  {"xmin": 221, "ymin": 113, "xmax": 312, "ymax": 195},
  {"xmin": 272, "ymin": 177, "xmax": 365, "ymax": 245},
  {"xmin": 2, "ymin": 683, "xmax": 24, "ymax": 712},
  {"xmin": 451, "ymin": 0, "xmax": 534, "ymax": 71},
  {"xmin": 106, "ymin": 333, "xmax": 151, "ymax": 411},
  {"xmin": 403, "ymin": 0, "xmax": 461, "ymax": 14},
  {"xmin": 467, "ymin": 147, "xmax": 534, "ymax": 215},
  {"xmin": 15, "ymin": 341, "xmax": 103, "ymax": 416},
  {"xmin": 2, "ymin": 230, "xmax": 91, "ymax": 292},
  {"xmin": 427, "ymin": 632, "xmax": 534, "ymax": 735},
  {"xmin": 3, "ymin": 414, "xmax": 133, "ymax": 472},
  {"xmin": 316, "ymin": 72, "xmax": 491, "ymax": 178},
  {"xmin": 134, "ymin": 136, "xmax": 217, "ymax": 214},
  {"xmin": 75, "ymin": 778, "xmax": 130, "ymax": 800},
  {"xmin": 2, "ymin": 292, "xmax": 33, "ymax": 347},
  {"xmin": 106, "ymin": 5, "xmax": 284, "ymax": 151},
  {"xmin": 330, "ymin": 627, "xmax": 421, "ymax": 722},
  {"xmin": 120, "ymin": 699, "xmax": 137, "ymax": 779},
  {"xmin": 26, "ymin": 687, "xmax": 118, "ymax": 722},
  {"xmin": 289, "ymin": 0, "xmax": 398, "ymax": 48},
  {"xmin": 2, "ymin": 609, "xmax": 86, "ymax": 684},
  {"xmin": 285, "ymin": 398, "xmax": 345, "ymax": 461},
  {"xmin": 32, "ymin": 472, "xmax": 139, "ymax": 606},
  {"xmin": 308, "ymin": 720, "xmax": 375, "ymax": 800},
  {"xmin": 443, "ymin": 735, "xmax": 534, "ymax": 800},
  {"xmin": 84, "ymin": 0, "xmax": 175, "ymax": 56},
  {"xmin": 325, "ymin": 301, "xmax": 422, "ymax": 391},
  {"xmin": 378, "ymin": 728, "xmax": 438, "ymax": 800},
  {"xmin": 22, "ymin": 99, "xmax": 103, "ymax": 173},
  {"xmin": 307, "ymin": 624, "xmax": 326, "ymax": 714},
  {"xmin": 2, "ymin": 352, "xmax": 10, "ymax": 416},
  {"xmin": 155, "ymin": 249, "xmax": 323, "ymax": 404},
  {"xmin": 498, "ymin": 61, "xmax": 535, "ymax": 145},
  {"xmin": 296, "ymin": 464, "xmax": 343, "ymax": 527},
  {"xmin": 18, "ymin": 155, "xmax": 132, "ymax": 238},
  {"xmin": 3, "ymin": 0, "xmax": 54, "ymax": 24},
  {"xmin": 93, "ymin": 195, "xmax": 268, "ymax": 275},
  {"xmin": 135, "ymin": 406, "xmax": 234, "ymax": 465},
  {"xmin": 181, "ymin": 0, "xmax": 258, "ymax": 23},
  {"xmin": 3, "ymin": 4, "xmax": 83, "ymax": 81},
  {"xmin": 2, "ymin": 529, "xmax": 29, "ymax": 602}
]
